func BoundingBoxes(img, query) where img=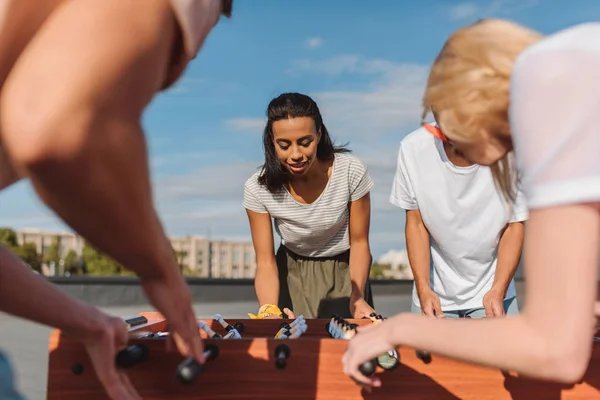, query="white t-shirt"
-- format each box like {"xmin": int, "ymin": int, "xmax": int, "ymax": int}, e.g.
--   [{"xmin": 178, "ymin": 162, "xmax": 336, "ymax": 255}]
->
[
  {"xmin": 390, "ymin": 127, "xmax": 529, "ymax": 311},
  {"xmin": 243, "ymin": 153, "xmax": 374, "ymax": 258},
  {"xmin": 510, "ymin": 22, "xmax": 600, "ymax": 210}
]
